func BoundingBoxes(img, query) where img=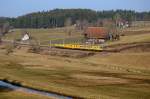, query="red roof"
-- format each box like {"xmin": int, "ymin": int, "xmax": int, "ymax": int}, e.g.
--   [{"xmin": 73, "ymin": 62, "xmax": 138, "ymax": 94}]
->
[{"xmin": 84, "ymin": 27, "xmax": 108, "ymax": 39}]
